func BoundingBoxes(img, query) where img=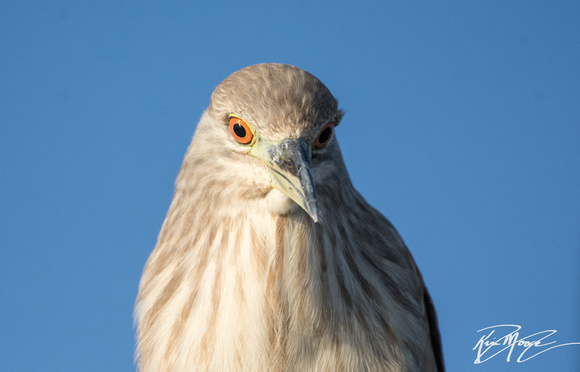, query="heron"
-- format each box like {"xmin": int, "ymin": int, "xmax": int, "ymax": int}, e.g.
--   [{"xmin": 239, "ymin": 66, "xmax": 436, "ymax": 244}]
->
[{"xmin": 135, "ymin": 63, "xmax": 444, "ymax": 371}]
